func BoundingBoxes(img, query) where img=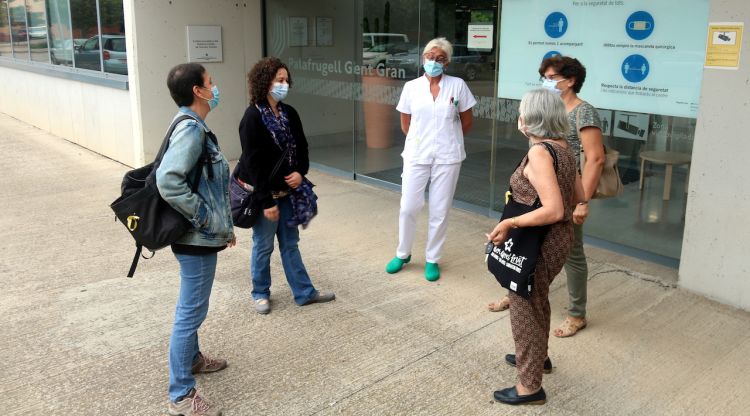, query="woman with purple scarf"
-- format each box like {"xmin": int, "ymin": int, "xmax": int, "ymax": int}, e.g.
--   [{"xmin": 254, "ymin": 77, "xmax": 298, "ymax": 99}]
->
[{"xmin": 237, "ymin": 57, "xmax": 335, "ymax": 315}]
